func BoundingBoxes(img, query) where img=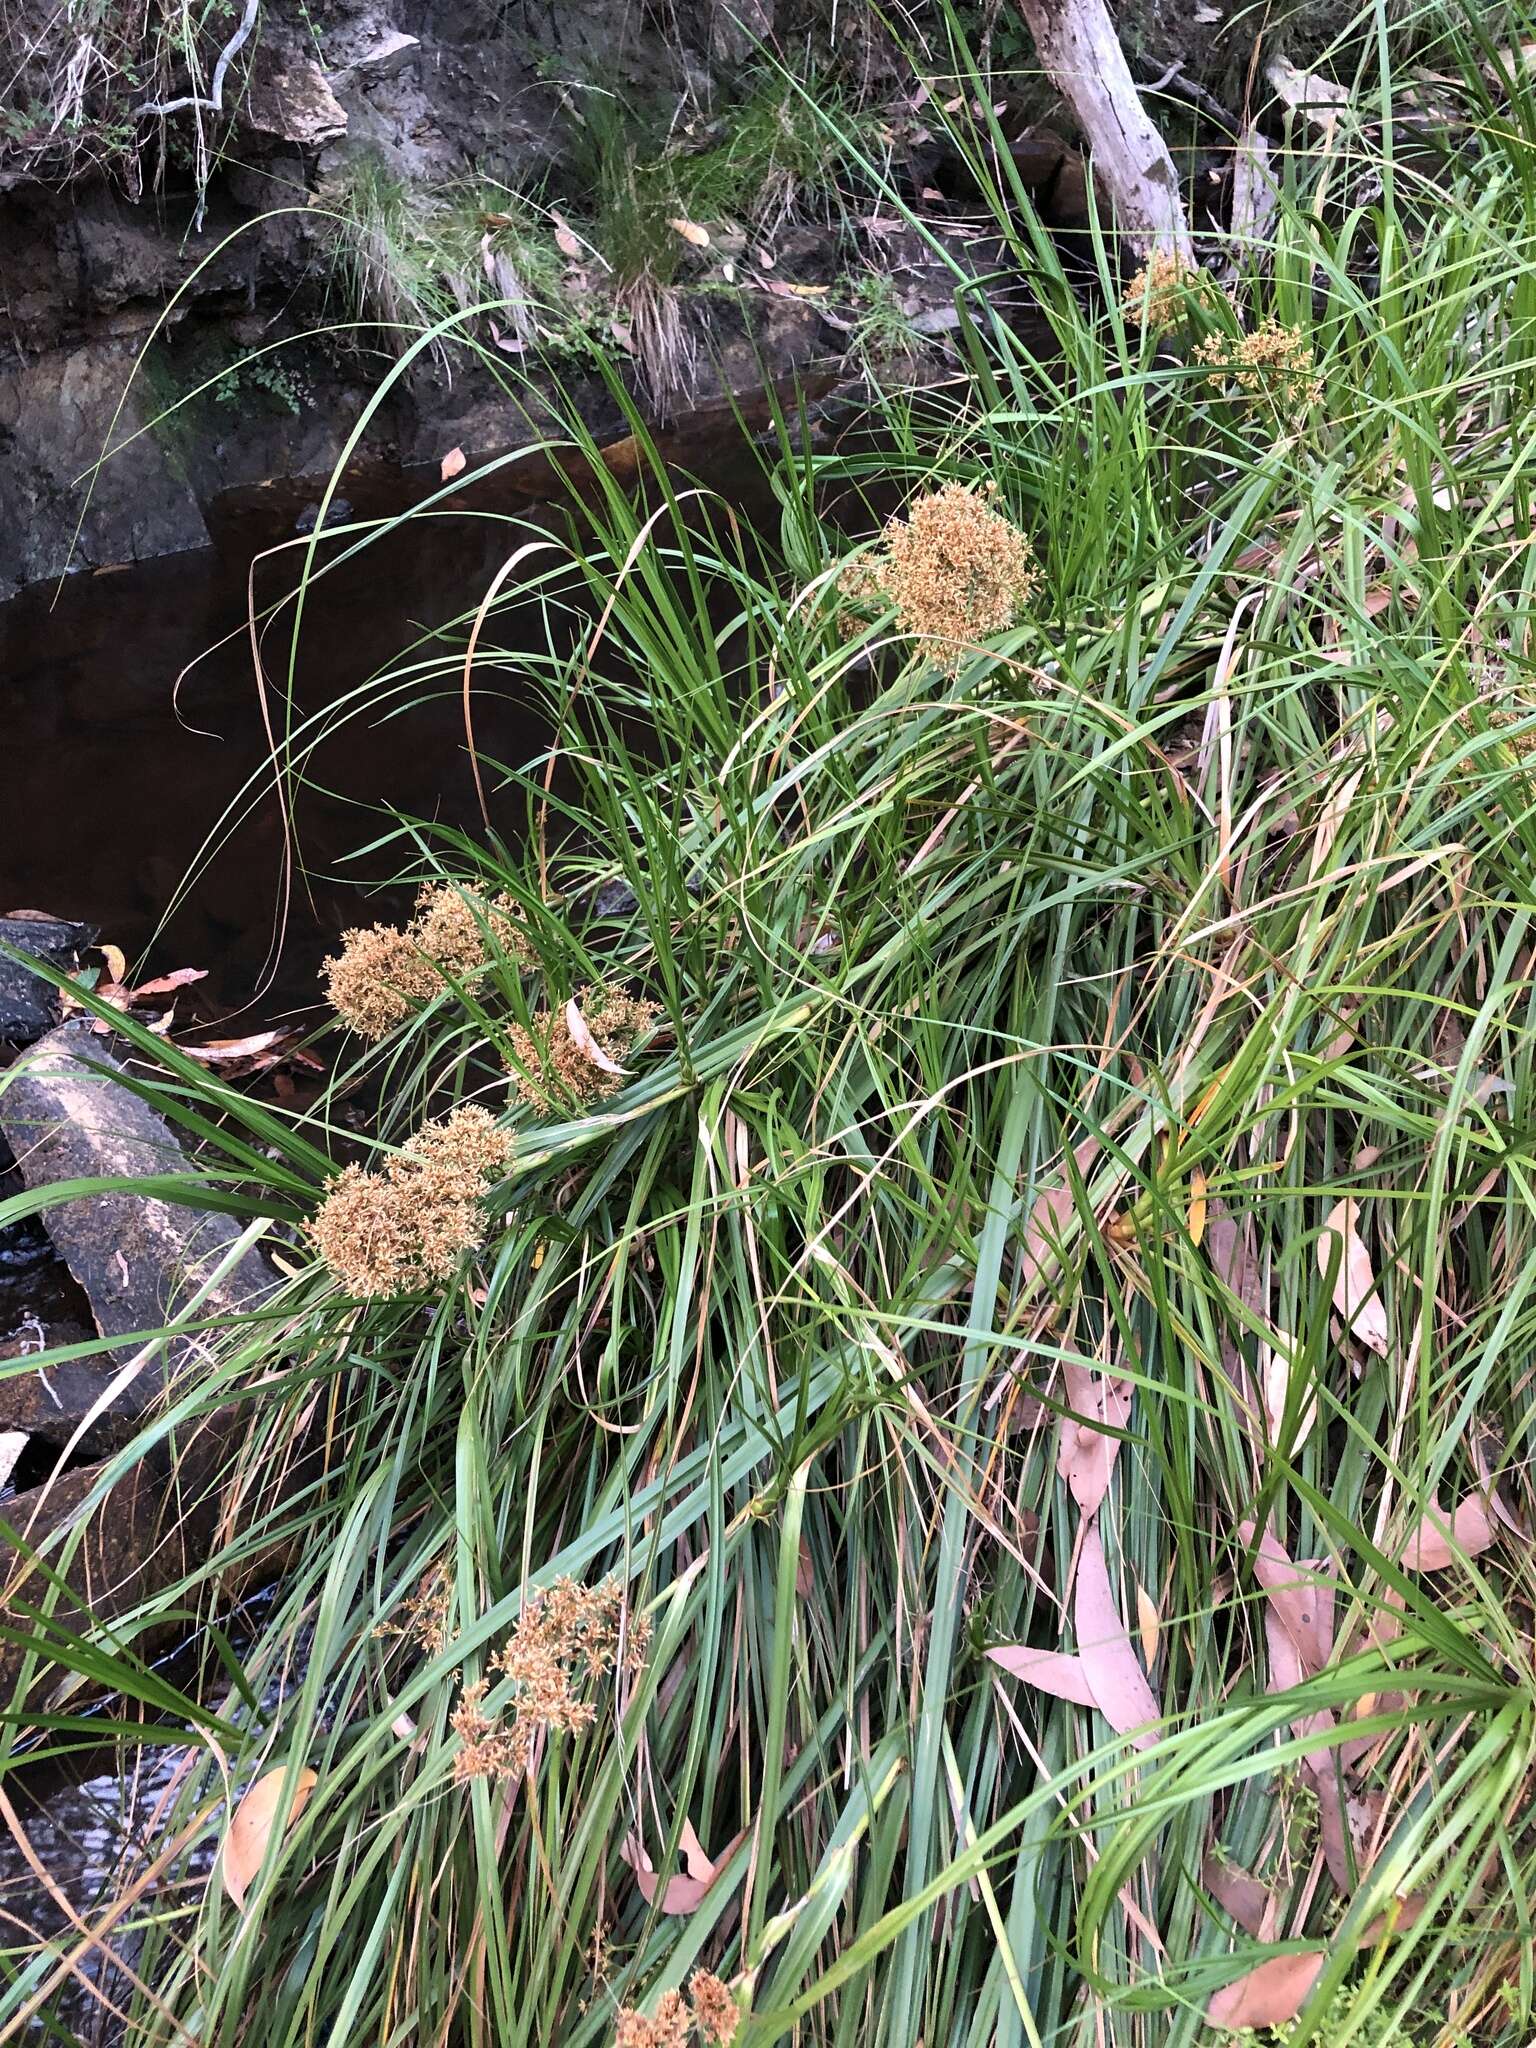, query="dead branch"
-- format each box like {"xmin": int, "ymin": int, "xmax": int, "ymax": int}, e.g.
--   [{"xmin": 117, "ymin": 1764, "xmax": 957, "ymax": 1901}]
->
[{"xmin": 1016, "ymin": 0, "xmax": 1194, "ymax": 261}]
